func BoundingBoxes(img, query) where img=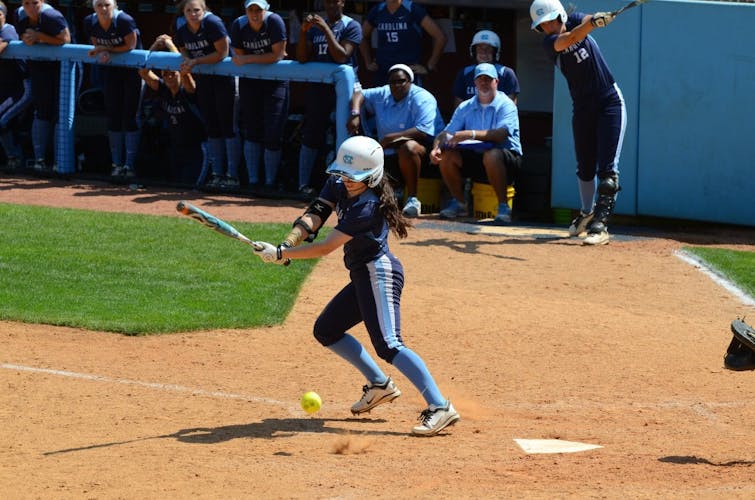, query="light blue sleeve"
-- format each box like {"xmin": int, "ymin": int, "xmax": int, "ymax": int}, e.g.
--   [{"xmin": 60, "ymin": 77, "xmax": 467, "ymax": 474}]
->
[
  {"xmin": 444, "ymin": 101, "xmax": 469, "ymax": 134},
  {"xmin": 361, "ymin": 87, "xmax": 381, "ymax": 115},
  {"xmin": 411, "ymin": 89, "xmax": 438, "ymax": 136}
]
